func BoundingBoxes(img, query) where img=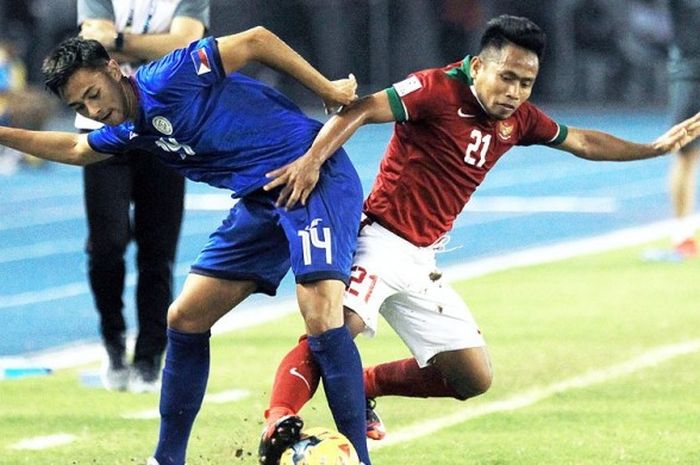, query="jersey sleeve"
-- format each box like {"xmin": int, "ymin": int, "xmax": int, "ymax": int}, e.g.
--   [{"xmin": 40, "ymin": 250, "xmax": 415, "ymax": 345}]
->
[
  {"xmin": 77, "ymin": 0, "xmax": 114, "ymax": 23},
  {"xmin": 174, "ymin": 0, "xmax": 211, "ymax": 29},
  {"xmin": 135, "ymin": 36, "xmax": 225, "ymax": 95},
  {"xmin": 384, "ymin": 69, "xmax": 443, "ymax": 122},
  {"xmin": 517, "ymin": 102, "xmax": 568, "ymax": 147},
  {"xmin": 86, "ymin": 125, "xmax": 131, "ymax": 156}
]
